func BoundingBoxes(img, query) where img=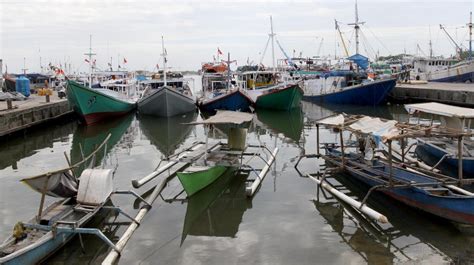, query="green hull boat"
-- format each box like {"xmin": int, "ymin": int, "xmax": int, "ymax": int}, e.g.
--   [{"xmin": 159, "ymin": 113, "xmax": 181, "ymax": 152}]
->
[
  {"xmin": 66, "ymin": 80, "xmax": 136, "ymax": 125},
  {"xmin": 254, "ymin": 83, "xmax": 303, "ymax": 111},
  {"xmin": 177, "ymin": 165, "xmax": 236, "ymax": 197}
]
